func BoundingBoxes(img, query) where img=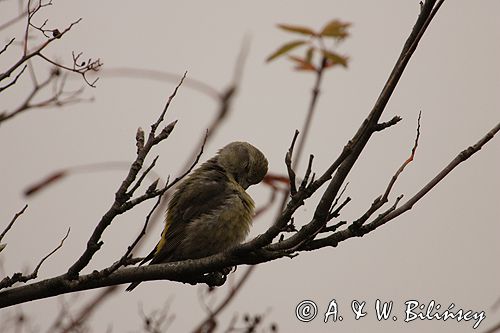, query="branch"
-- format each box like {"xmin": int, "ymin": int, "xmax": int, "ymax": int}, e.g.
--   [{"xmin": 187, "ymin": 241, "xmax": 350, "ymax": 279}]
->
[
  {"xmin": 0, "ymin": 70, "xmax": 90, "ymax": 125},
  {"xmin": 3, "ymin": 0, "xmax": 493, "ymax": 311},
  {"xmin": 0, "ymin": 9, "xmax": 28, "ymax": 31},
  {"xmin": 192, "ymin": 267, "xmax": 255, "ymax": 333},
  {"xmin": 303, "ymin": 120, "xmax": 500, "ymax": 251},
  {"xmin": 0, "ymin": 37, "xmax": 15, "ymax": 56},
  {"xmin": 0, "ymin": 228, "xmax": 70, "ymax": 290},
  {"xmin": 65, "ymin": 74, "xmax": 187, "ymax": 279},
  {"xmin": 350, "ymin": 111, "xmax": 421, "ymax": 230},
  {"xmin": 0, "ymin": 114, "xmax": 497, "ymax": 305},
  {"xmin": 57, "ymin": 285, "xmax": 118, "ymax": 333},
  {"xmin": 0, "ymin": 17, "xmax": 82, "ymax": 84},
  {"xmin": 374, "ymin": 115, "xmax": 403, "ymax": 132},
  {"xmin": 293, "ymin": 56, "xmax": 327, "ymax": 168},
  {"xmin": 266, "ymin": 0, "xmax": 444, "ymax": 254},
  {"xmin": 0, "ymin": 204, "xmax": 28, "ymax": 248},
  {"xmin": 0, "ymin": 65, "xmax": 27, "ymax": 93},
  {"xmin": 38, "ymin": 51, "xmax": 102, "ymax": 87},
  {"xmin": 103, "ymin": 192, "xmax": 165, "ymax": 275},
  {"xmin": 285, "ymin": 130, "xmax": 299, "ymax": 195},
  {"xmin": 363, "ymin": 120, "xmax": 500, "ymax": 232},
  {"xmin": 0, "ymin": 247, "xmax": 281, "ymax": 307}
]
